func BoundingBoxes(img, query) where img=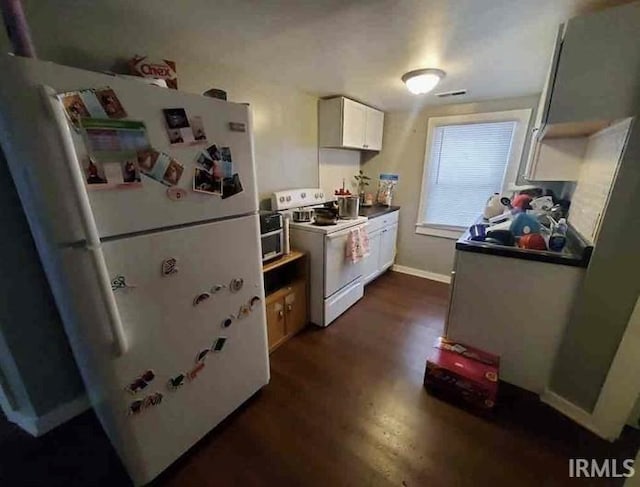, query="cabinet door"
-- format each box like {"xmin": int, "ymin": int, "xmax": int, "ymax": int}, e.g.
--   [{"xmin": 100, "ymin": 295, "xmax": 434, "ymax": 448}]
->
[
  {"xmin": 364, "ymin": 107, "xmax": 384, "ymax": 151},
  {"xmin": 318, "ymin": 97, "xmax": 343, "ymax": 148},
  {"xmin": 363, "ymin": 229, "xmax": 382, "ymax": 284},
  {"xmin": 342, "ymin": 98, "xmax": 366, "ymax": 148},
  {"xmin": 524, "ymin": 138, "xmax": 586, "ymax": 182},
  {"xmin": 547, "ymin": 3, "xmax": 640, "ymax": 126},
  {"xmin": 535, "ymin": 24, "xmax": 564, "ymax": 130},
  {"xmin": 285, "ymin": 280, "xmax": 307, "ymax": 335},
  {"xmin": 379, "ymin": 223, "xmax": 398, "ymax": 271},
  {"xmin": 266, "ymin": 298, "xmax": 286, "ymax": 351}
]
